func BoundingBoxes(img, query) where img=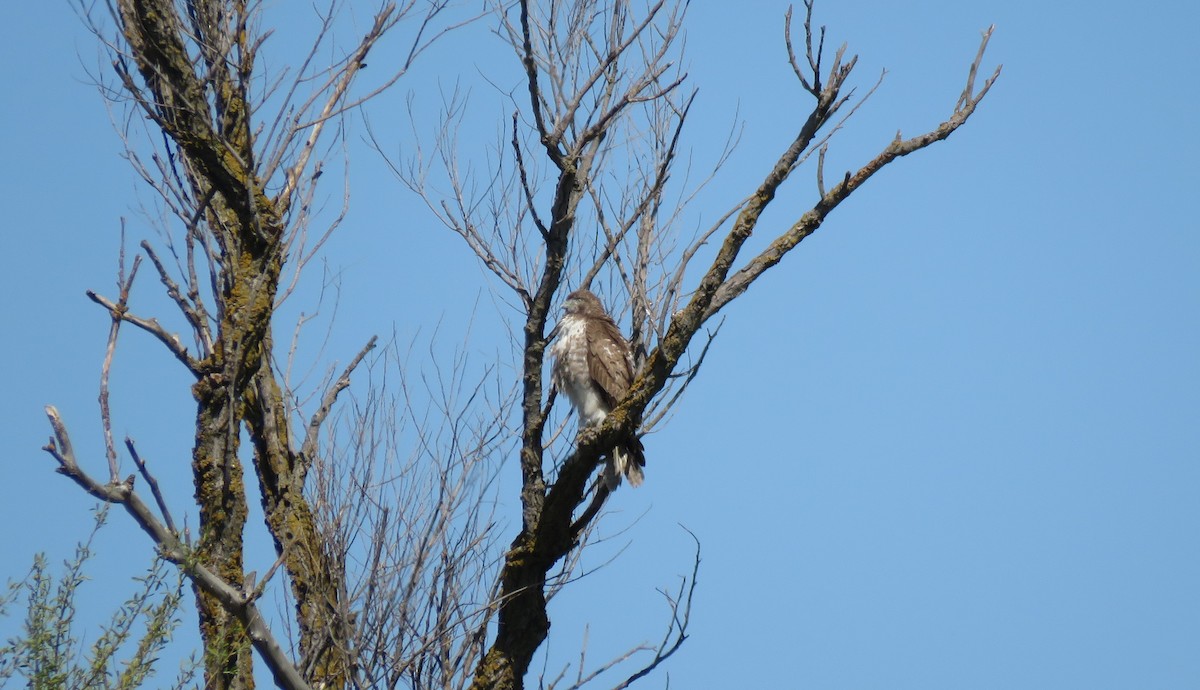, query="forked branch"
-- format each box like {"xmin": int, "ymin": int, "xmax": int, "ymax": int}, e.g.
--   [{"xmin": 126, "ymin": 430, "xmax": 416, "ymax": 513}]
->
[{"xmin": 704, "ymin": 24, "xmax": 1002, "ymax": 319}]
